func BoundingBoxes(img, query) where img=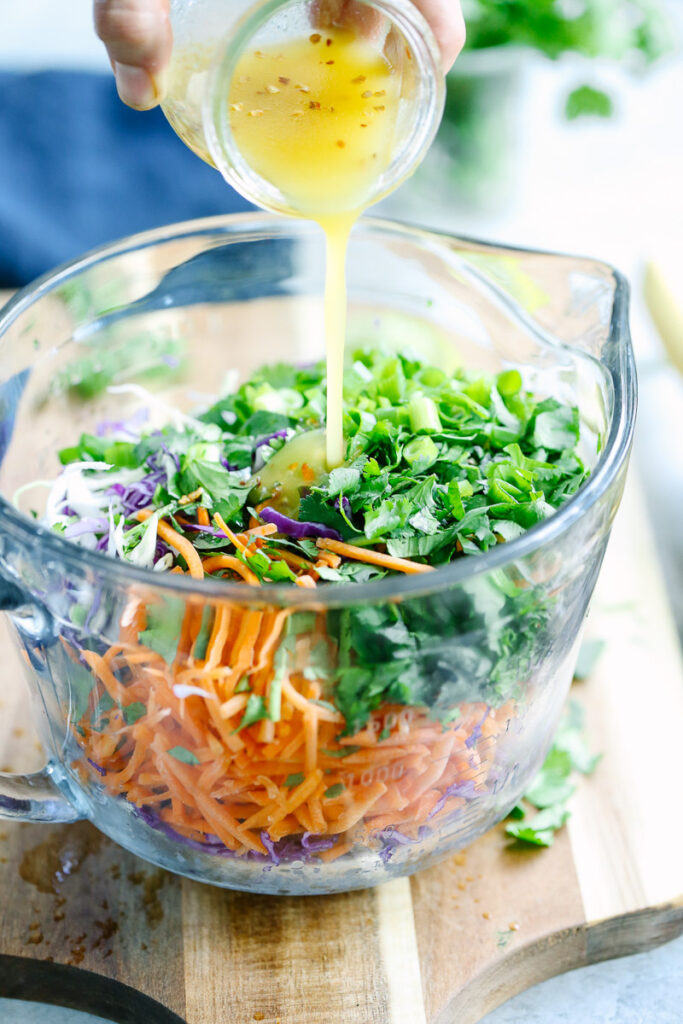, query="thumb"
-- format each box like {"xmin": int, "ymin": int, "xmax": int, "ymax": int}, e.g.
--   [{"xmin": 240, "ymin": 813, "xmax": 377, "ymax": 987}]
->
[{"xmin": 94, "ymin": 0, "xmax": 173, "ymax": 110}]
